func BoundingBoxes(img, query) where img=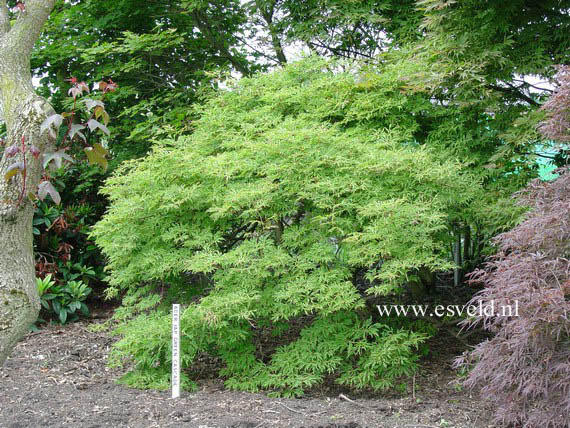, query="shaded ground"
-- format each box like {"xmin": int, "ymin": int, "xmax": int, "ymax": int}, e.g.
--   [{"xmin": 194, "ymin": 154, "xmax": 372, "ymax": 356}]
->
[{"xmin": 0, "ymin": 320, "xmax": 494, "ymax": 428}]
